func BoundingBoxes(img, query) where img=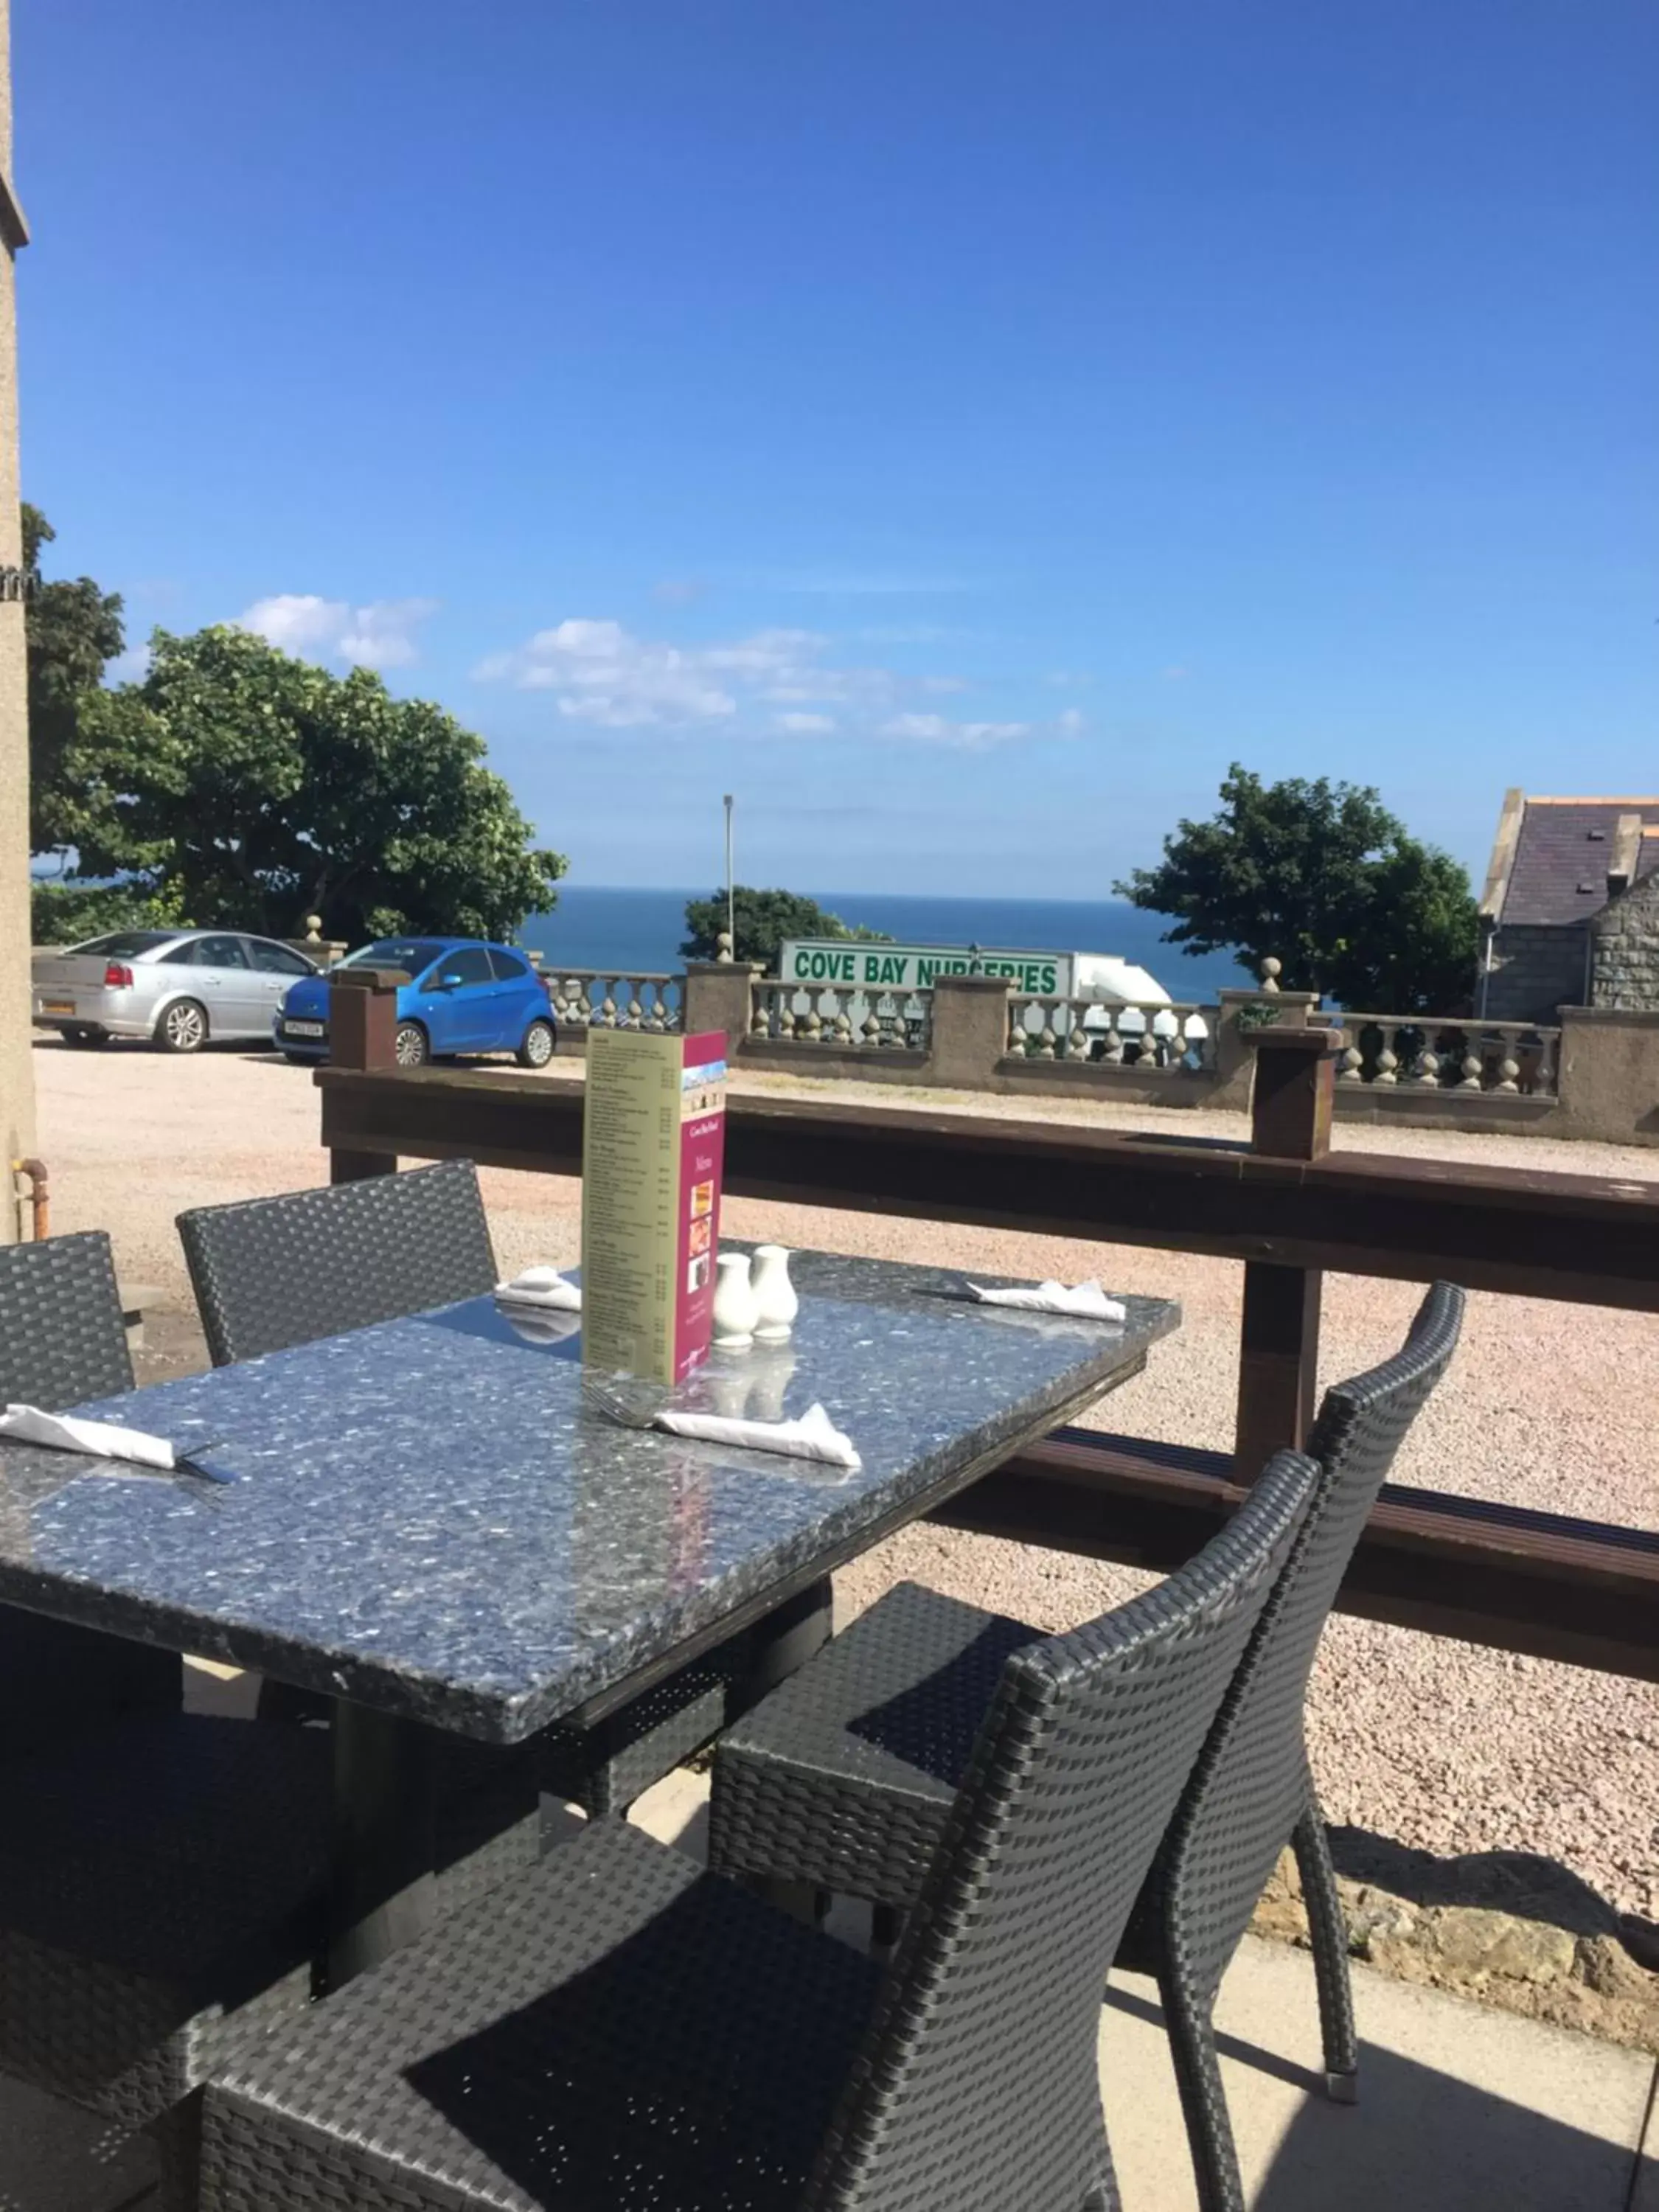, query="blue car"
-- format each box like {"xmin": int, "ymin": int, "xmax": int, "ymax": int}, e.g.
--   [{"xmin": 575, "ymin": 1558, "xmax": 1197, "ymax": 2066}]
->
[{"xmin": 274, "ymin": 936, "xmax": 557, "ymax": 1069}]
